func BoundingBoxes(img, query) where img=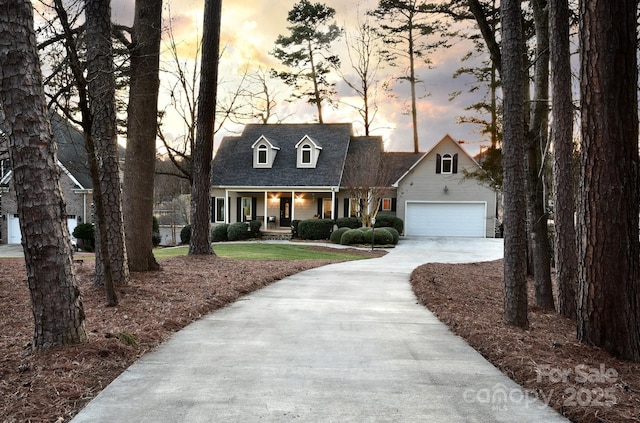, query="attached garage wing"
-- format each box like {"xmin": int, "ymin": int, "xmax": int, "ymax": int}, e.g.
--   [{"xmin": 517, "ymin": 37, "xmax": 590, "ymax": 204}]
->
[
  {"xmin": 405, "ymin": 202, "xmax": 486, "ymax": 237},
  {"xmin": 6, "ymin": 215, "xmax": 79, "ymax": 245}
]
